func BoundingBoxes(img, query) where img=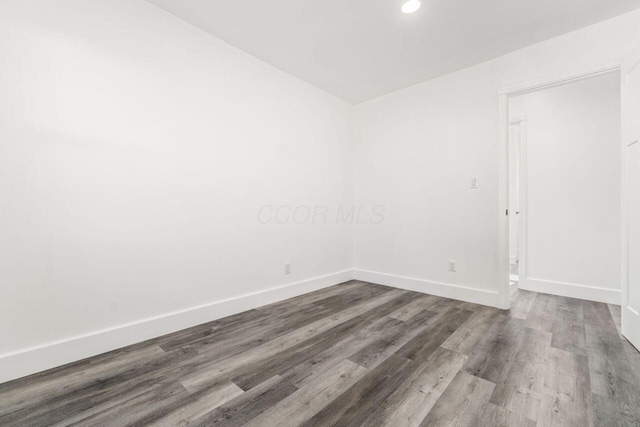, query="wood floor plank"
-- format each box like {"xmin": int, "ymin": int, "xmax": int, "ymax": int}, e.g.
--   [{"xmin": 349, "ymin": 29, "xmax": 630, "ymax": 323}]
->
[
  {"xmin": 473, "ymin": 402, "xmax": 537, "ymax": 427},
  {"xmin": 179, "ymin": 288, "xmax": 408, "ymax": 392},
  {"xmin": 396, "ymin": 308, "xmax": 473, "ymax": 362},
  {"xmin": 608, "ymin": 303, "xmax": 623, "ymax": 337},
  {"xmin": 143, "ymin": 380, "xmax": 244, "ymax": 426},
  {"xmin": 591, "ymin": 392, "xmax": 640, "ymax": 427},
  {"xmin": 388, "ymin": 294, "xmax": 440, "ymax": 321},
  {"xmin": 538, "ymin": 347, "xmax": 594, "ymax": 427},
  {"xmin": 158, "ymin": 301, "xmax": 330, "ymax": 352},
  {"xmin": 0, "ymin": 344, "xmax": 169, "ymax": 421},
  {"xmin": 508, "ymin": 288, "xmax": 536, "ymax": 320},
  {"xmin": 254, "ymin": 281, "xmax": 369, "ymax": 311},
  {"xmin": 441, "ymin": 306, "xmax": 504, "ymax": 355},
  {"xmin": 361, "ymin": 347, "xmax": 468, "ymax": 427},
  {"xmin": 525, "ymin": 292, "xmax": 558, "ymax": 333},
  {"xmin": 243, "ymin": 359, "xmax": 368, "ymax": 427},
  {"xmin": 24, "ymin": 291, "xmax": 394, "ymax": 419},
  {"xmin": 154, "ymin": 300, "xmax": 326, "ymax": 353},
  {"xmin": 550, "ymin": 296, "xmax": 587, "ymax": 356},
  {"xmin": 188, "ymin": 375, "xmax": 298, "ymax": 427},
  {"xmin": 280, "ymin": 316, "xmax": 404, "ymax": 387},
  {"xmin": 465, "ymin": 317, "xmax": 551, "ymax": 422},
  {"xmin": 584, "ymin": 301, "xmax": 640, "ymax": 426},
  {"xmin": 623, "ymin": 338, "xmax": 640, "ymax": 386},
  {"xmin": 2, "ymin": 282, "xmax": 639, "ymax": 426},
  {"xmin": 347, "ymin": 308, "xmax": 440, "ymax": 369},
  {"xmin": 310, "ymin": 283, "xmax": 393, "ymax": 312},
  {"xmin": 584, "ymin": 301, "xmax": 631, "ymax": 396},
  {"xmin": 419, "ymin": 370, "xmax": 495, "ymax": 427},
  {"xmin": 230, "ymin": 291, "xmax": 417, "ymax": 390},
  {"xmin": 452, "ymin": 299, "xmax": 486, "ymax": 313},
  {"xmin": 51, "ymin": 377, "xmax": 217, "ymax": 426},
  {"xmin": 488, "ymin": 326, "xmax": 551, "ymax": 422},
  {"xmin": 163, "ymin": 303, "xmax": 335, "ymax": 361},
  {"xmin": 156, "ymin": 290, "xmax": 352, "ymax": 353},
  {"xmin": 49, "ymin": 358, "xmax": 207, "ymax": 427},
  {"xmin": 6, "ymin": 397, "xmax": 95, "ymax": 427},
  {"xmin": 300, "ymin": 353, "xmax": 414, "ymax": 427},
  {"xmin": 422, "ymin": 296, "xmax": 461, "ymax": 313},
  {"xmin": 463, "ymin": 316, "xmax": 524, "ymax": 382},
  {"xmin": 68, "ymin": 383, "xmax": 190, "ymax": 427}
]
